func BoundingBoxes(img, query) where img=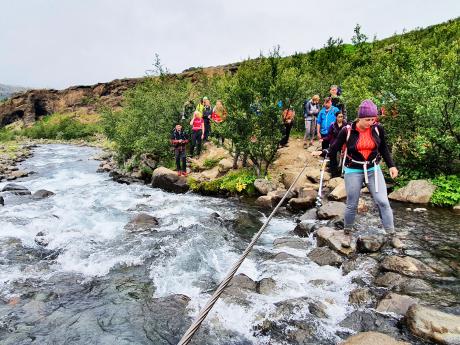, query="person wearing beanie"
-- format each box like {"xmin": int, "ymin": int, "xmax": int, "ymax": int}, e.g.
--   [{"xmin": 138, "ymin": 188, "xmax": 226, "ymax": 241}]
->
[{"xmin": 319, "ymin": 99, "xmax": 399, "ymax": 248}]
